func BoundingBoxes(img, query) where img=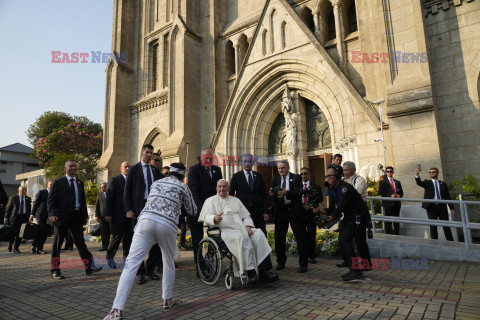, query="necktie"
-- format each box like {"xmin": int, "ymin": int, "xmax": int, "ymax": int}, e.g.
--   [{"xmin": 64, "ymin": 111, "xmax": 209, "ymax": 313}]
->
[
  {"xmin": 281, "ymin": 176, "xmax": 286, "ymax": 189},
  {"xmin": 70, "ymin": 179, "xmax": 76, "ymax": 209},
  {"xmin": 207, "ymin": 167, "xmax": 212, "ymax": 179},
  {"xmin": 303, "ymin": 183, "xmax": 308, "ymax": 204},
  {"xmin": 390, "ymin": 179, "xmax": 396, "ymax": 195},
  {"xmin": 248, "ymin": 172, "xmax": 254, "ymax": 192},
  {"xmin": 20, "ymin": 196, "xmax": 24, "ymax": 214},
  {"xmin": 146, "ymin": 165, "xmax": 153, "ymax": 193},
  {"xmin": 435, "ymin": 181, "xmax": 441, "ymax": 200}
]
